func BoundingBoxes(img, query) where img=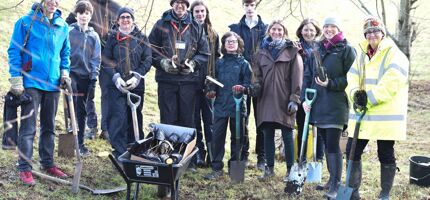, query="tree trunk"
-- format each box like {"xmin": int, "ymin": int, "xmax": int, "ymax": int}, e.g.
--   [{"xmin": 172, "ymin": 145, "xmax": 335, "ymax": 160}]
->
[{"xmin": 396, "ymin": 0, "xmax": 413, "ymax": 59}]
